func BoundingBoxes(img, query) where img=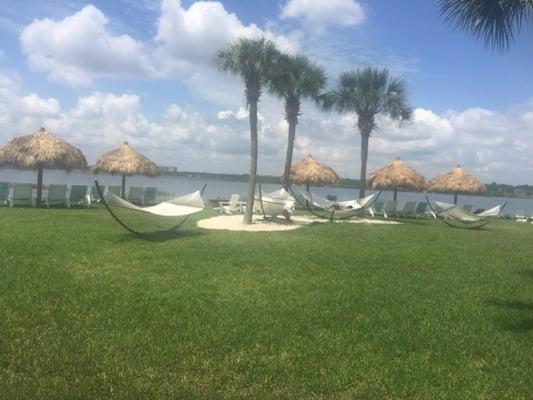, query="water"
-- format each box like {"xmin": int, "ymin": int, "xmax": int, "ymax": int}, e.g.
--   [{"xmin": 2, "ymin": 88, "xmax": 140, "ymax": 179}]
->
[{"xmin": 1, "ymin": 168, "xmax": 532, "ymax": 215}]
